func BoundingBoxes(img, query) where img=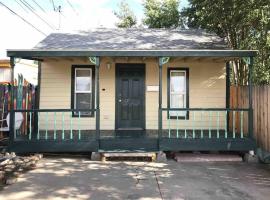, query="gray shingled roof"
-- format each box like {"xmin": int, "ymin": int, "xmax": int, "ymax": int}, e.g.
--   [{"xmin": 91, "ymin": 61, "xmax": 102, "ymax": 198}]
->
[{"xmin": 34, "ymin": 28, "xmax": 228, "ymax": 50}]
